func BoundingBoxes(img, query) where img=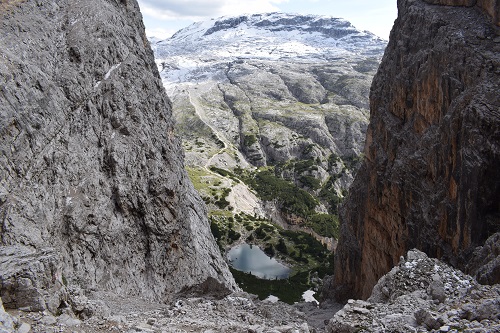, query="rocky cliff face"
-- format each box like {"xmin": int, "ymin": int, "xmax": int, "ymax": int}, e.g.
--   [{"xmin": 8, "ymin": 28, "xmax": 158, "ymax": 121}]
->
[
  {"xmin": 0, "ymin": 0, "xmax": 236, "ymax": 312},
  {"xmin": 330, "ymin": 0, "xmax": 500, "ymax": 301}
]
